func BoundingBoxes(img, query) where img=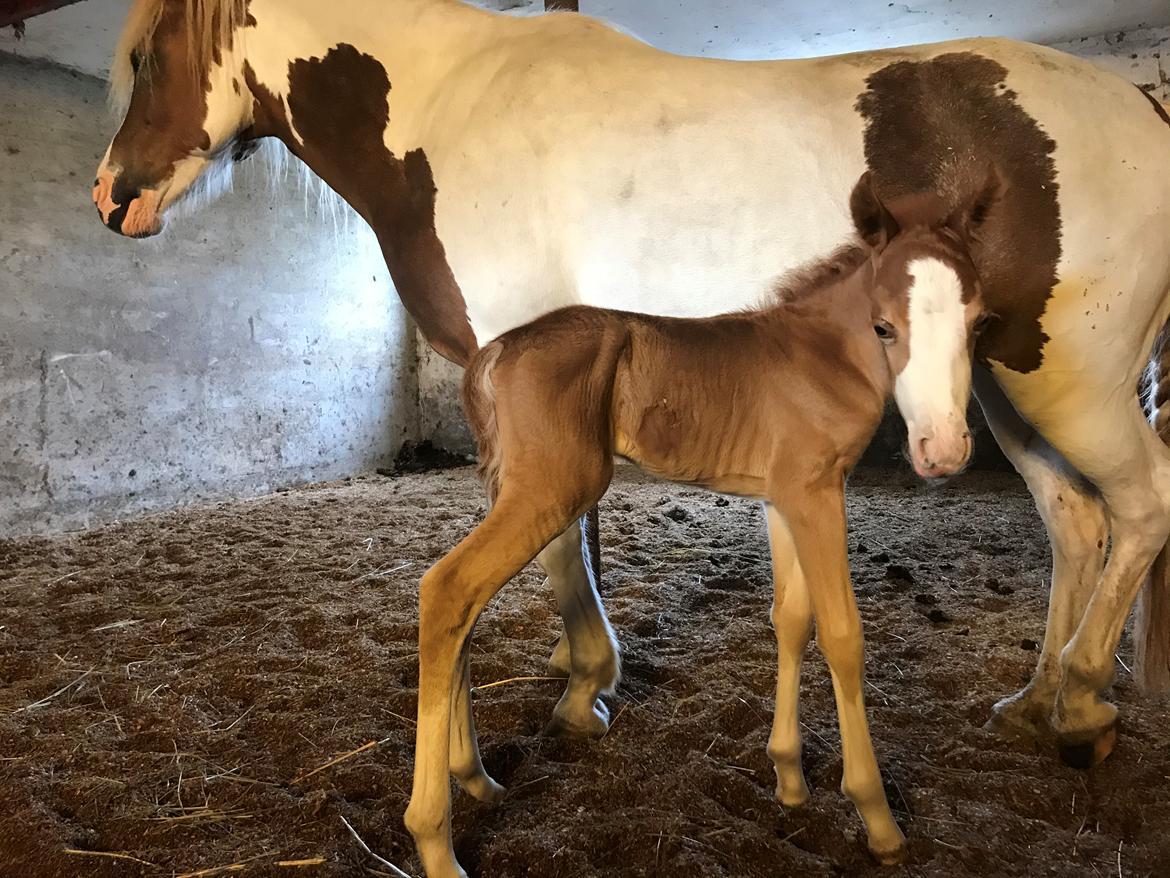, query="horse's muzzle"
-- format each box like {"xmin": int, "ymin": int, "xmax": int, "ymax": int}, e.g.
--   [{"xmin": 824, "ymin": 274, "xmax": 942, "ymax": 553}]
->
[{"xmin": 93, "ymin": 170, "xmax": 163, "ymax": 238}]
